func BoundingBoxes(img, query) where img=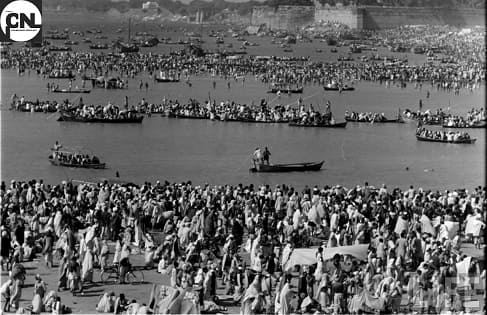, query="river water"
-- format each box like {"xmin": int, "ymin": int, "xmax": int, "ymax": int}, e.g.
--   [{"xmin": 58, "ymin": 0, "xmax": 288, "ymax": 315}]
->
[{"xmin": 1, "ymin": 13, "xmax": 485, "ymax": 190}]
